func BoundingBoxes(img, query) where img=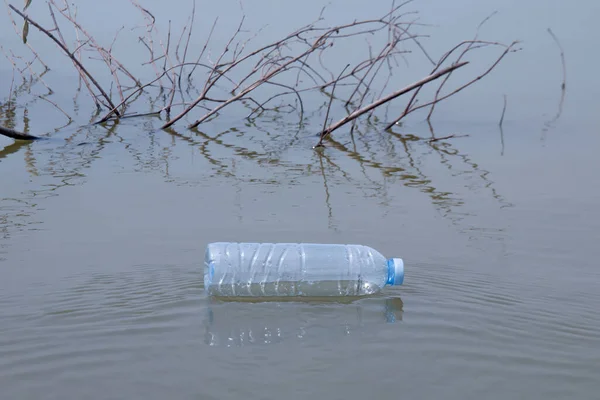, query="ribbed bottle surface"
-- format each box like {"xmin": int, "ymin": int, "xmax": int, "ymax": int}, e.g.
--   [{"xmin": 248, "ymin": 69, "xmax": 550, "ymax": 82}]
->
[{"xmin": 204, "ymin": 242, "xmax": 389, "ymax": 297}]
